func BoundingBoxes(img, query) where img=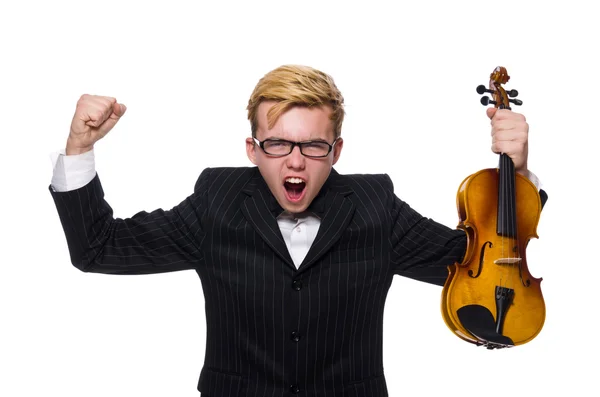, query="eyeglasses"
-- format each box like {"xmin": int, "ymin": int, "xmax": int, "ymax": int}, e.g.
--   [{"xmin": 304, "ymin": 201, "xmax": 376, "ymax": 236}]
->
[{"xmin": 253, "ymin": 137, "xmax": 338, "ymax": 158}]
